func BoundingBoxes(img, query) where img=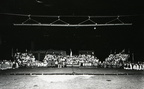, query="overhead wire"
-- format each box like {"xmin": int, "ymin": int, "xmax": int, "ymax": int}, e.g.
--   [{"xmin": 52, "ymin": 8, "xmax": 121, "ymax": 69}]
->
[
  {"xmin": 0, "ymin": 12, "xmax": 142, "ymax": 18},
  {"xmin": 0, "ymin": 12, "xmax": 134, "ymax": 27}
]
